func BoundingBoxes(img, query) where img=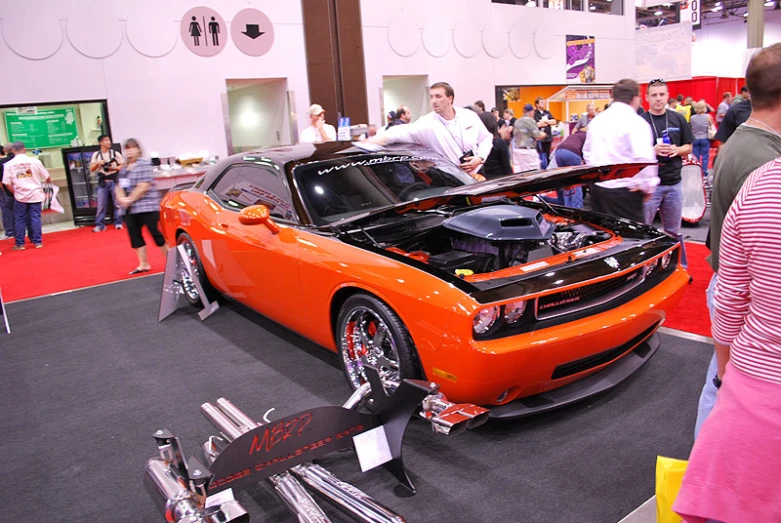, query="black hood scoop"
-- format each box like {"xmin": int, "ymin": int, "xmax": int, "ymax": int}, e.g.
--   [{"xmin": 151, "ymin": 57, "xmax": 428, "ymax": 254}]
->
[{"xmin": 442, "ymin": 205, "xmax": 555, "ymax": 241}]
